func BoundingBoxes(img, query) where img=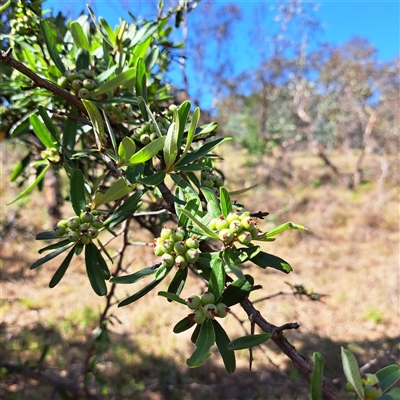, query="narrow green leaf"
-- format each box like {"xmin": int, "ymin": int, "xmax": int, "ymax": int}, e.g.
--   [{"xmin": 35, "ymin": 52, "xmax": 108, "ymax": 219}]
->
[
  {"xmin": 200, "ymin": 187, "xmax": 221, "ymax": 219},
  {"xmin": 40, "ymin": 19, "xmax": 65, "ymax": 74},
  {"xmin": 118, "ymin": 279, "xmax": 162, "ymax": 307},
  {"xmin": 158, "ymin": 291, "xmax": 187, "ymax": 305},
  {"xmin": 220, "ymin": 187, "xmax": 233, "ymax": 217},
  {"xmin": 118, "ymin": 137, "xmax": 137, "ymax": 162},
  {"xmin": 212, "ymin": 320, "xmax": 236, "ymax": 374},
  {"xmin": 250, "ymin": 251, "xmax": 292, "ymax": 273},
  {"xmin": 229, "ymin": 184, "xmax": 258, "ymax": 196},
  {"xmin": 90, "ymin": 242, "xmax": 111, "ymax": 280},
  {"xmin": 222, "ymin": 248, "xmax": 245, "ymax": 280},
  {"xmin": 138, "ymin": 171, "xmax": 166, "ymax": 186},
  {"xmin": 167, "ymin": 267, "xmax": 188, "ymax": 300},
  {"xmin": 70, "ymin": 21, "xmax": 90, "ymax": 50},
  {"xmin": 99, "ymin": 17, "xmax": 116, "ymax": 45},
  {"xmin": 145, "ymin": 46, "xmax": 160, "ymax": 71},
  {"xmin": 310, "ymin": 352, "xmax": 324, "ymax": 400},
  {"xmin": 176, "ymin": 101, "xmax": 191, "ymax": 150},
  {"xmin": 135, "ymin": 58, "xmax": 147, "ymax": 104},
  {"xmin": 102, "ymin": 109, "xmax": 118, "ymax": 155},
  {"xmin": 258, "ymin": 222, "xmax": 307, "ymax": 239},
  {"xmin": 341, "ymin": 347, "xmax": 364, "ymax": 400},
  {"xmin": 195, "ymin": 121, "xmax": 218, "ymax": 136},
  {"xmin": 380, "ymin": 388, "xmax": 400, "ymax": 400},
  {"xmin": 39, "ymin": 239, "xmax": 71, "ymax": 254},
  {"xmin": 110, "ymin": 266, "xmax": 157, "ymax": 284},
  {"xmin": 93, "ymin": 67, "xmax": 136, "ymax": 95},
  {"xmin": 96, "ymin": 178, "xmax": 131, "ymax": 206},
  {"xmin": 82, "ymin": 100, "xmax": 105, "ymax": 148},
  {"xmin": 85, "ymin": 242, "xmax": 107, "ymax": 296},
  {"xmin": 70, "ymin": 169, "xmax": 86, "ymax": 215},
  {"xmin": 63, "ymin": 108, "xmax": 78, "ymax": 150},
  {"xmin": 127, "ymin": 136, "xmax": 165, "ymax": 165},
  {"xmin": 173, "ymin": 316, "xmax": 194, "ymax": 334},
  {"xmin": 191, "ymin": 324, "xmax": 201, "ymax": 344},
  {"xmin": 376, "ymin": 365, "xmax": 400, "ymax": 392},
  {"xmin": 38, "ymin": 106, "xmax": 59, "ymax": 142},
  {"xmin": 177, "ymin": 208, "xmax": 219, "ymax": 239},
  {"xmin": 176, "ymin": 107, "xmax": 200, "ymax": 165},
  {"xmin": 103, "ymin": 190, "xmax": 142, "ymax": 227},
  {"xmin": 228, "ymin": 333, "xmax": 271, "ymax": 351},
  {"xmin": 49, "ymin": 245, "xmax": 76, "ymax": 288},
  {"xmin": 209, "ymin": 257, "xmax": 225, "ymax": 302},
  {"xmin": 8, "ymin": 165, "xmax": 50, "ymax": 205},
  {"xmin": 30, "ymin": 242, "xmax": 75, "ymax": 270},
  {"xmin": 187, "ymin": 320, "xmax": 215, "ymax": 368},
  {"xmin": 30, "ymin": 114, "xmax": 55, "ymax": 149},
  {"xmin": 10, "ymin": 153, "xmax": 31, "ymax": 182},
  {"xmin": 176, "ymin": 137, "xmax": 232, "ymax": 167},
  {"xmin": 36, "ymin": 231, "xmax": 58, "ymax": 240},
  {"xmin": 163, "ymin": 122, "xmax": 179, "ymax": 170},
  {"xmin": 174, "ymin": 163, "xmax": 211, "ymax": 172},
  {"xmin": 219, "ymin": 274, "xmax": 254, "ymax": 307},
  {"xmin": 0, "ymin": 0, "xmax": 12, "ymax": 12}
]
